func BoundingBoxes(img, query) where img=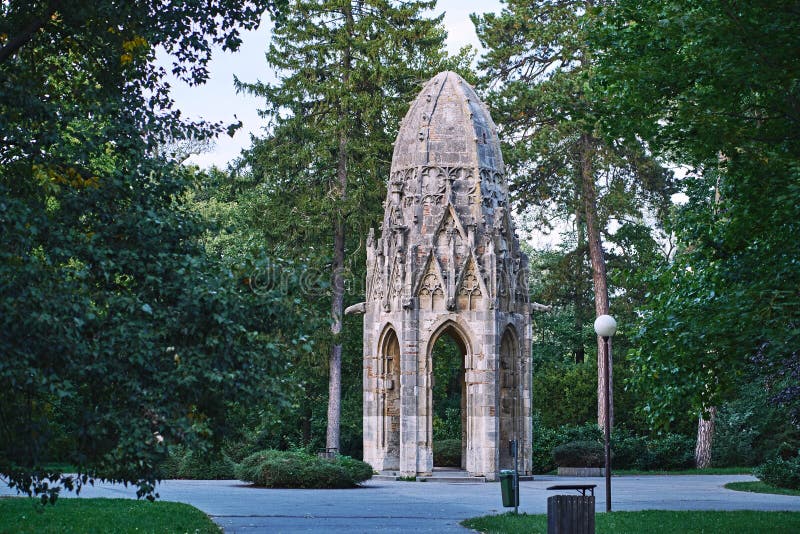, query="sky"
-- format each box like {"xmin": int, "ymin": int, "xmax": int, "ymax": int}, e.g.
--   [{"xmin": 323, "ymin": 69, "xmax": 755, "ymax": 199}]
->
[{"xmin": 166, "ymin": 1, "xmax": 503, "ymax": 168}]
